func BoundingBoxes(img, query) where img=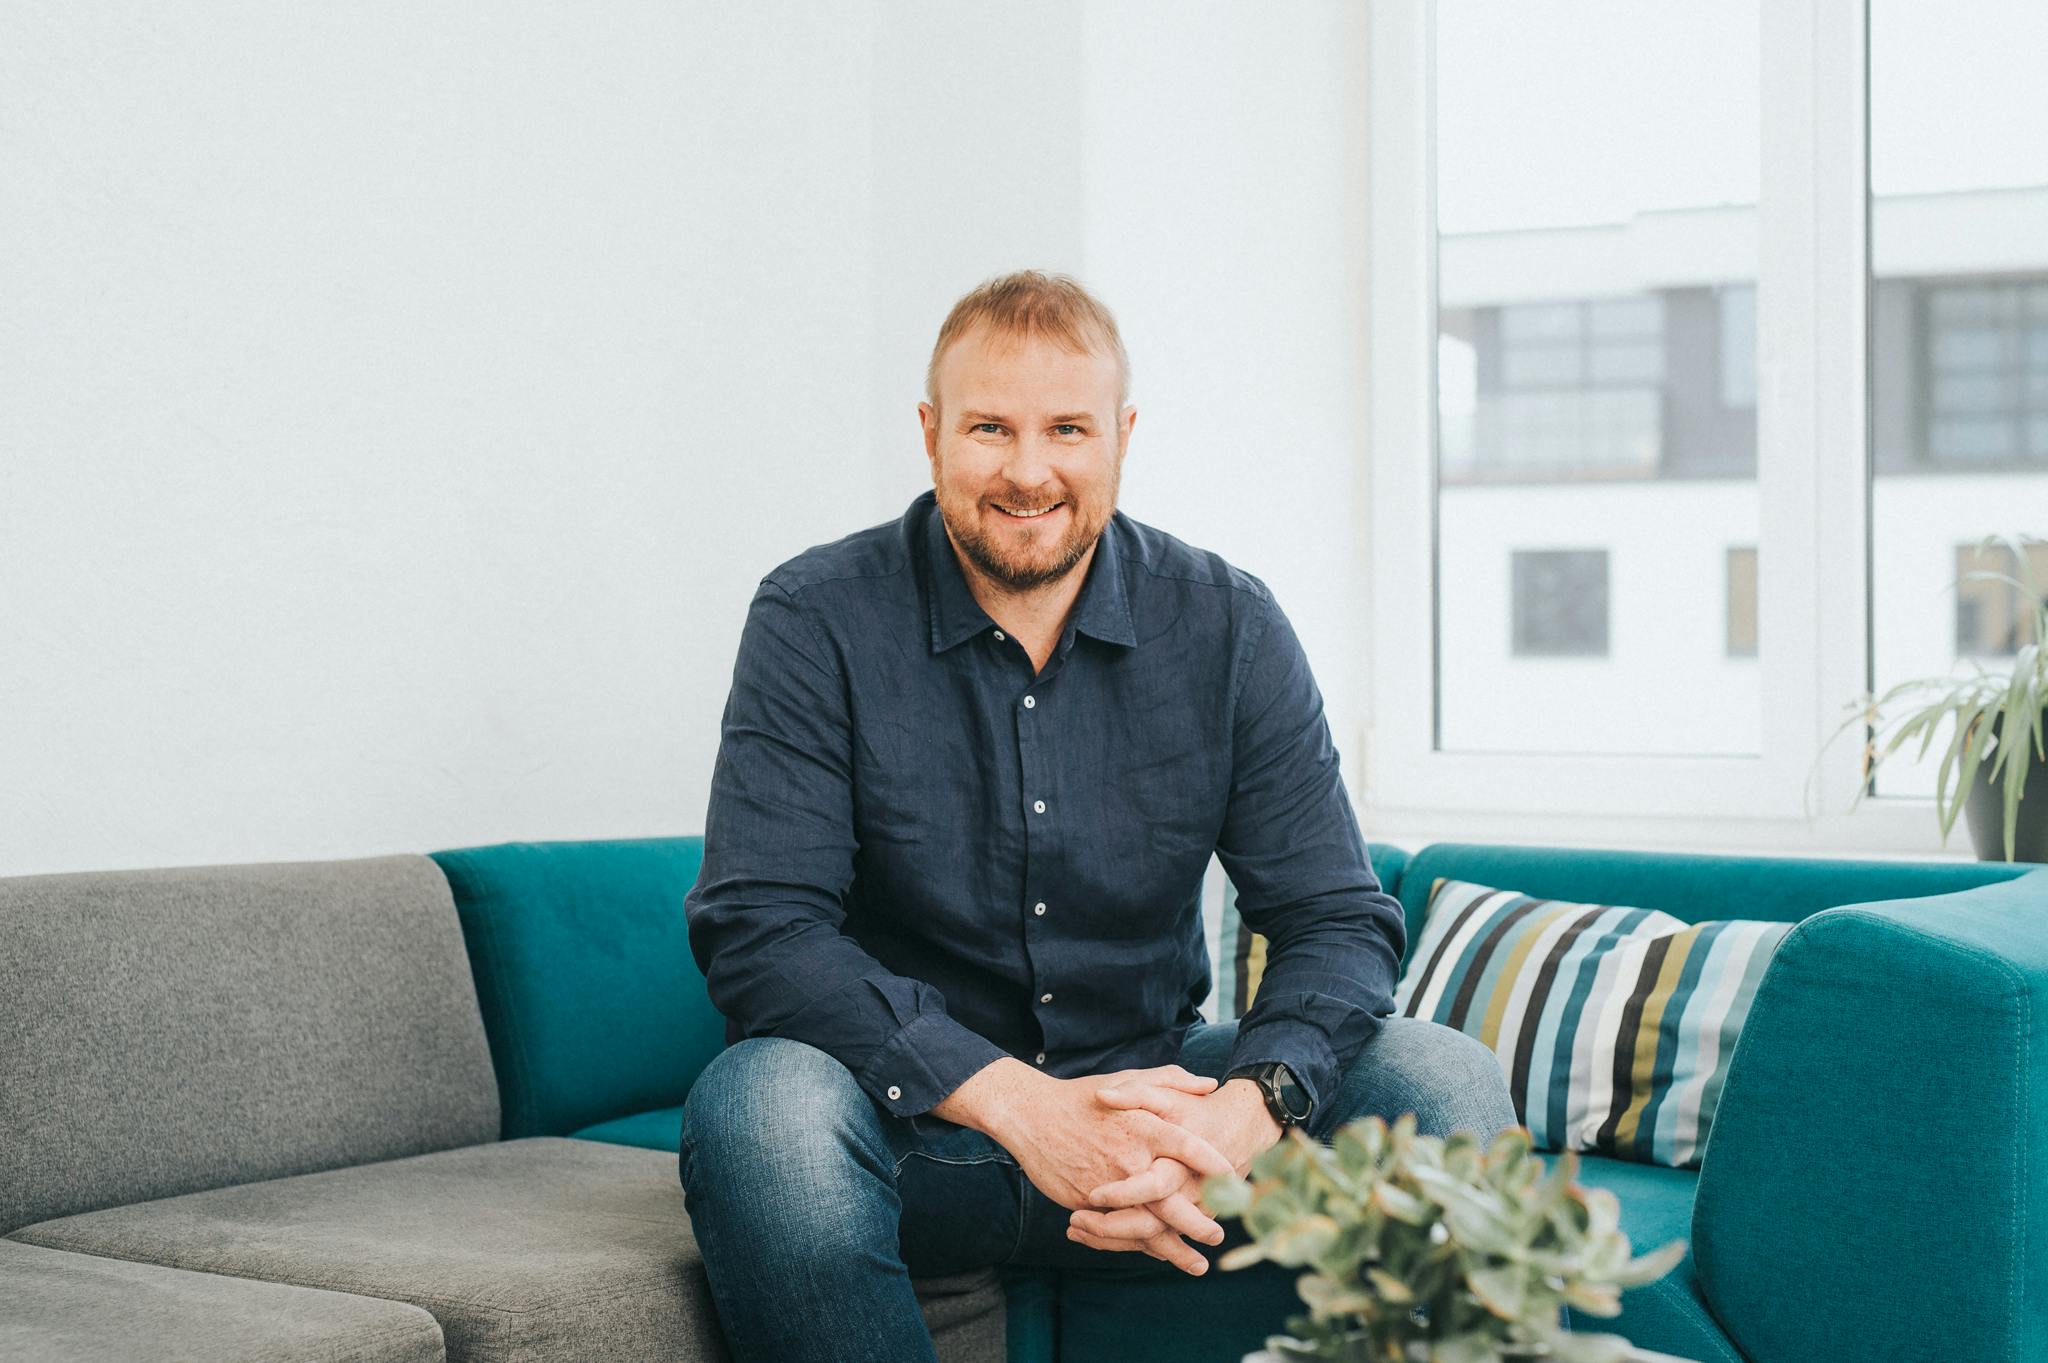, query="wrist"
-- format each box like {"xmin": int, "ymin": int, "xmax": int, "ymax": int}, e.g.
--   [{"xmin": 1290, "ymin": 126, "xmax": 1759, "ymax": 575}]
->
[
  {"xmin": 932, "ymin": 1056, "xmax": 1049, "ymax": 1141},
  {"xmin": 1219, "ymin": 1077, "xmax": 1285, "ymax": 1157}
]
